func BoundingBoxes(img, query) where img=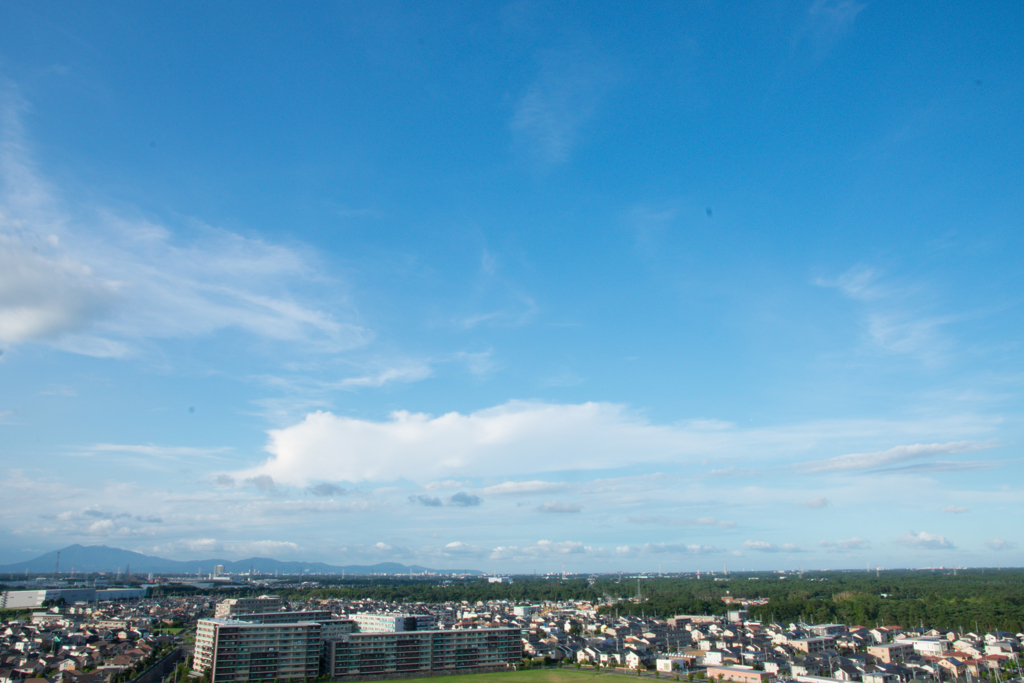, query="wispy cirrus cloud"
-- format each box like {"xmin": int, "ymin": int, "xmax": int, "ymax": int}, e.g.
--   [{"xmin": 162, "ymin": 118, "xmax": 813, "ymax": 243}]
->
[
  {"xmin": 480, "ymin": 480, "xmax": 567, "ymax": 496},
  {"xmin": 510, "ymin": 49, "xmax": 616, "ymax": 167},
  {"xmin": 85, "ymin": 443, "xmax": 233, "ymax": 461},
  {"xmin": 0, "ymin": 82, "xmax": 368, "ymax": 358},
  {"xmin": 799, "ymin": 440, "xmax": 995, "ymax": 473},
  {"xmin": 817, "ymin": 266, "xmax": 957, "ymax": 364},
  {"xmin": 798, "ymin": 0, "xmax": 867, "ymax": 56}
]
